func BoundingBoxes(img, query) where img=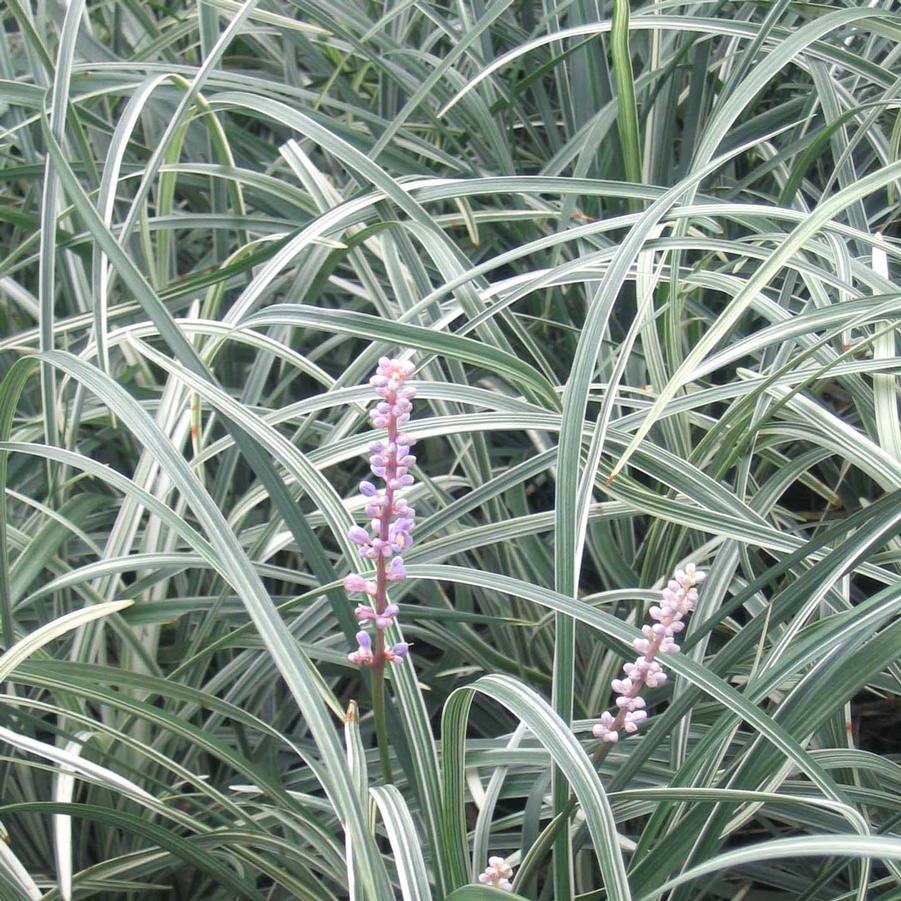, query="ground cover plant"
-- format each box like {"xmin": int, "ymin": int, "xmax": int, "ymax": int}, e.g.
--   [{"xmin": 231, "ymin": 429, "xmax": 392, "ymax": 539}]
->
[{"xmin": 0, "ymin": 0, "xmax": 900, "ymax": 898}]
